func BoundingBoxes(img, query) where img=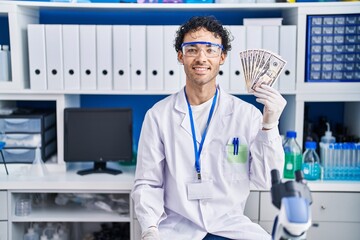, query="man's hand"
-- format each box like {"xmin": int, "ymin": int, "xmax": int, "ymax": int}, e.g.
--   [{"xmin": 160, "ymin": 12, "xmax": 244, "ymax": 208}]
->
[
  {"xmin": 253, "ymin": 84, "xmax": 287, "ymax": 130},
  {"xmin": 142, "ymin": 226, "xmax": 160, "ymax": 240}
]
